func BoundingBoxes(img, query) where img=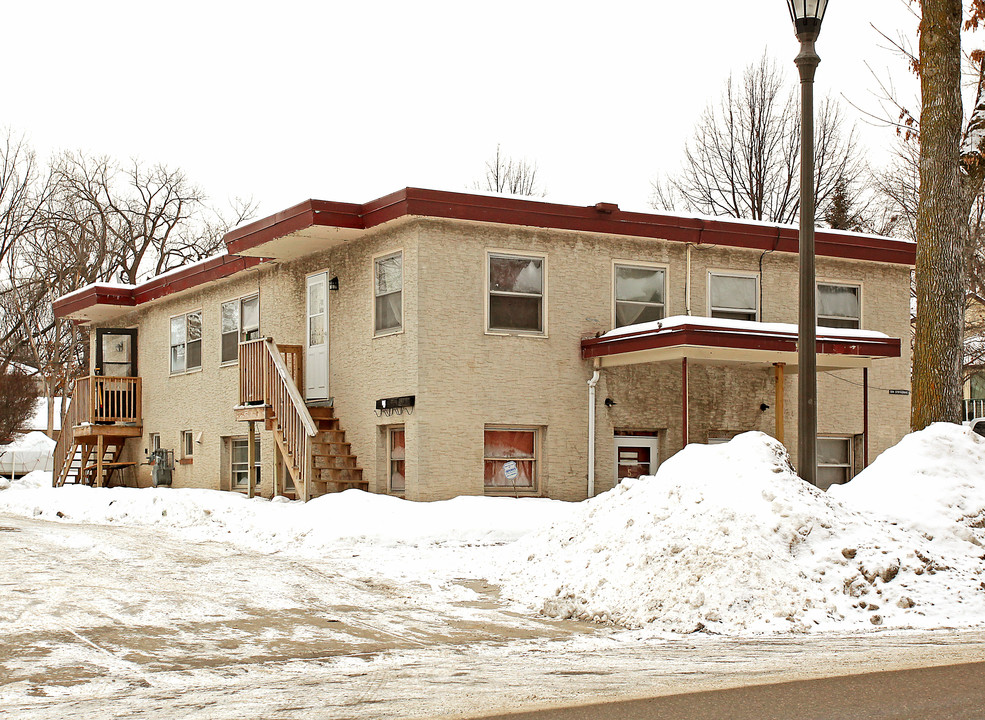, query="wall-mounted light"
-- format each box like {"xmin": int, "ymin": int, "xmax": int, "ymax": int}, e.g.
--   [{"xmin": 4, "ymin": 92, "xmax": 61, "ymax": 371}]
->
[
  {"xmin": 328, "ymin": 277, "xmax": 339, "ymax": 291},
  {"xmin": 604, "ymin": 398, "xmax": 616, "ymax": 407},
  {"xmin": 760, "ymin": 403, "xmax": 770, "ymax": 412}
]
